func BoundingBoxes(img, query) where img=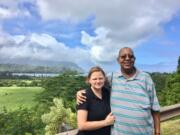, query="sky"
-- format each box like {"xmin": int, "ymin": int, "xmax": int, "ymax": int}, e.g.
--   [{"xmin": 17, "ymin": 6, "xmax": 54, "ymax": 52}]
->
[{"xmin": 0, "ymin": 0, "xmax": 180, "ymax": 73}]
